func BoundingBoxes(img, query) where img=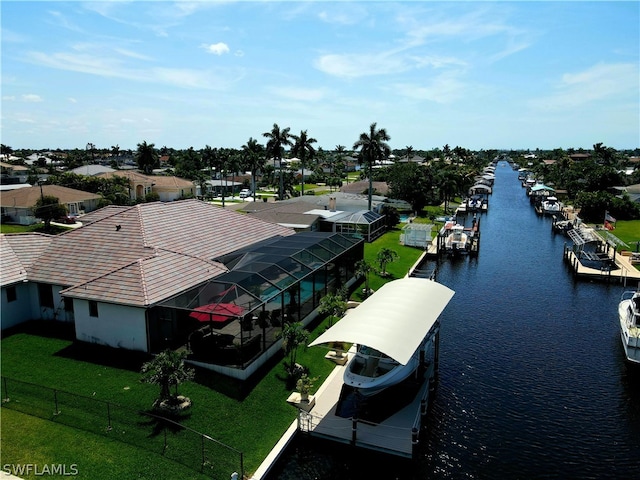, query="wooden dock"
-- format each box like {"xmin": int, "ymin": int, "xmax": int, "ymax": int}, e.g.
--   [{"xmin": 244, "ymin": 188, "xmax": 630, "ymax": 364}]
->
[
  {"xmin": 563, "ymin": 245, "xmax": 640, "ymax": 285},
  {"xmin": 294, "ymin": 346, "xmax": 437, "ymax": 459}
]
